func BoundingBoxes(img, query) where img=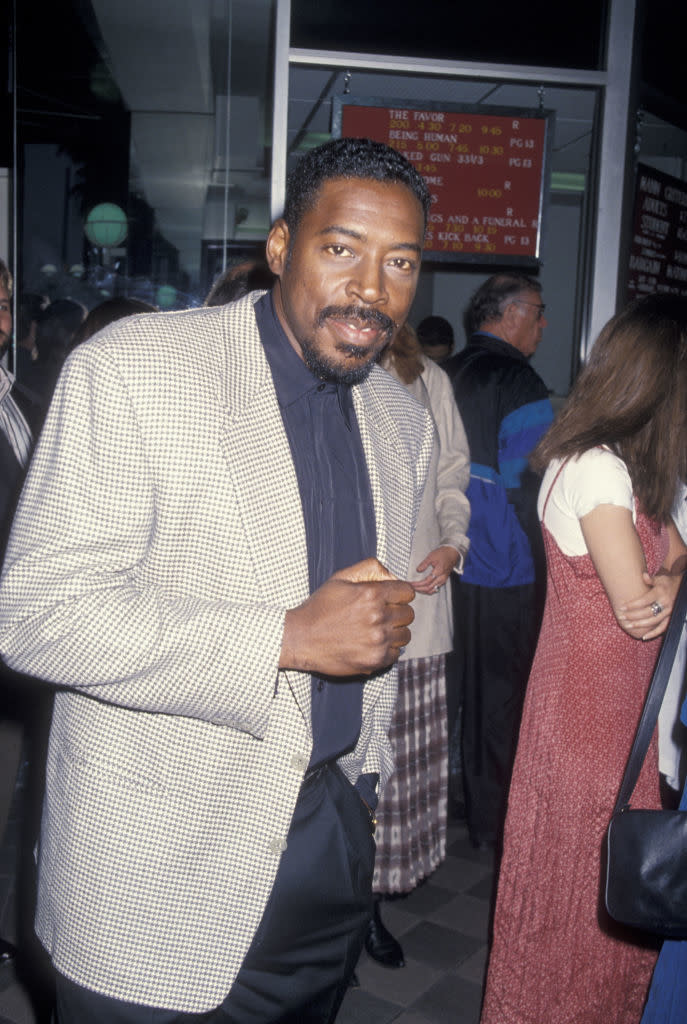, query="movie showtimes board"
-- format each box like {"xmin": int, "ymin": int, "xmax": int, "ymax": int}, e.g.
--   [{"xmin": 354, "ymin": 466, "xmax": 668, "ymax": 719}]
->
[
  {"xmin": 332, "ymin": 98, "xmax": 553, "ymax": 266},
  {"xmin": 626, "ymin": 163, "xmax": 687, "ymax": 300}
]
